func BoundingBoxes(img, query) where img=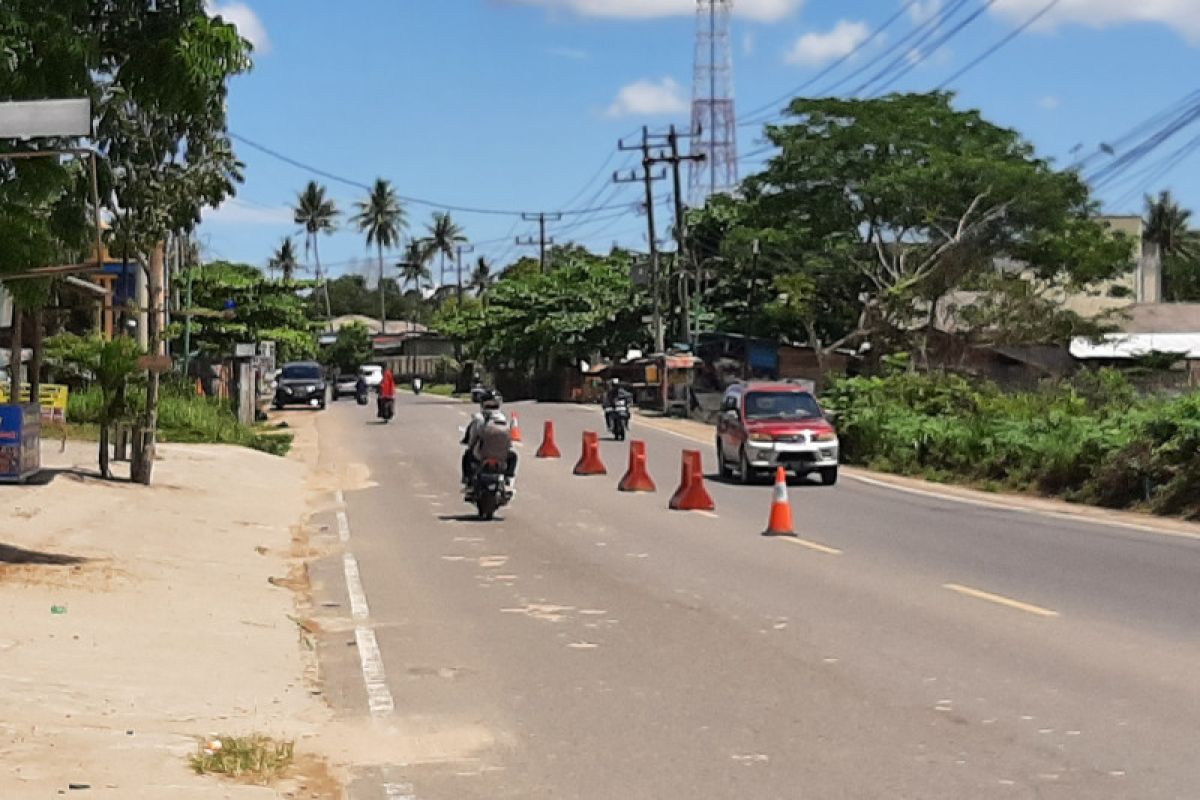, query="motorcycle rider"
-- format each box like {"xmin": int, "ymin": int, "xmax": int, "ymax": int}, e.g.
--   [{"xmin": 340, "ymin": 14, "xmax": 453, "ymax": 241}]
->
[
  {"xmin": 378, "ymin": 368, "xmax": 396, "ymax": 420},
  {"xmin": 603, "ymin": 377, "xmax": 633, "ymax": 433},
  {"xmin": 461, "ymin": 390, "xmax": 518, "ymax": 495}
]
